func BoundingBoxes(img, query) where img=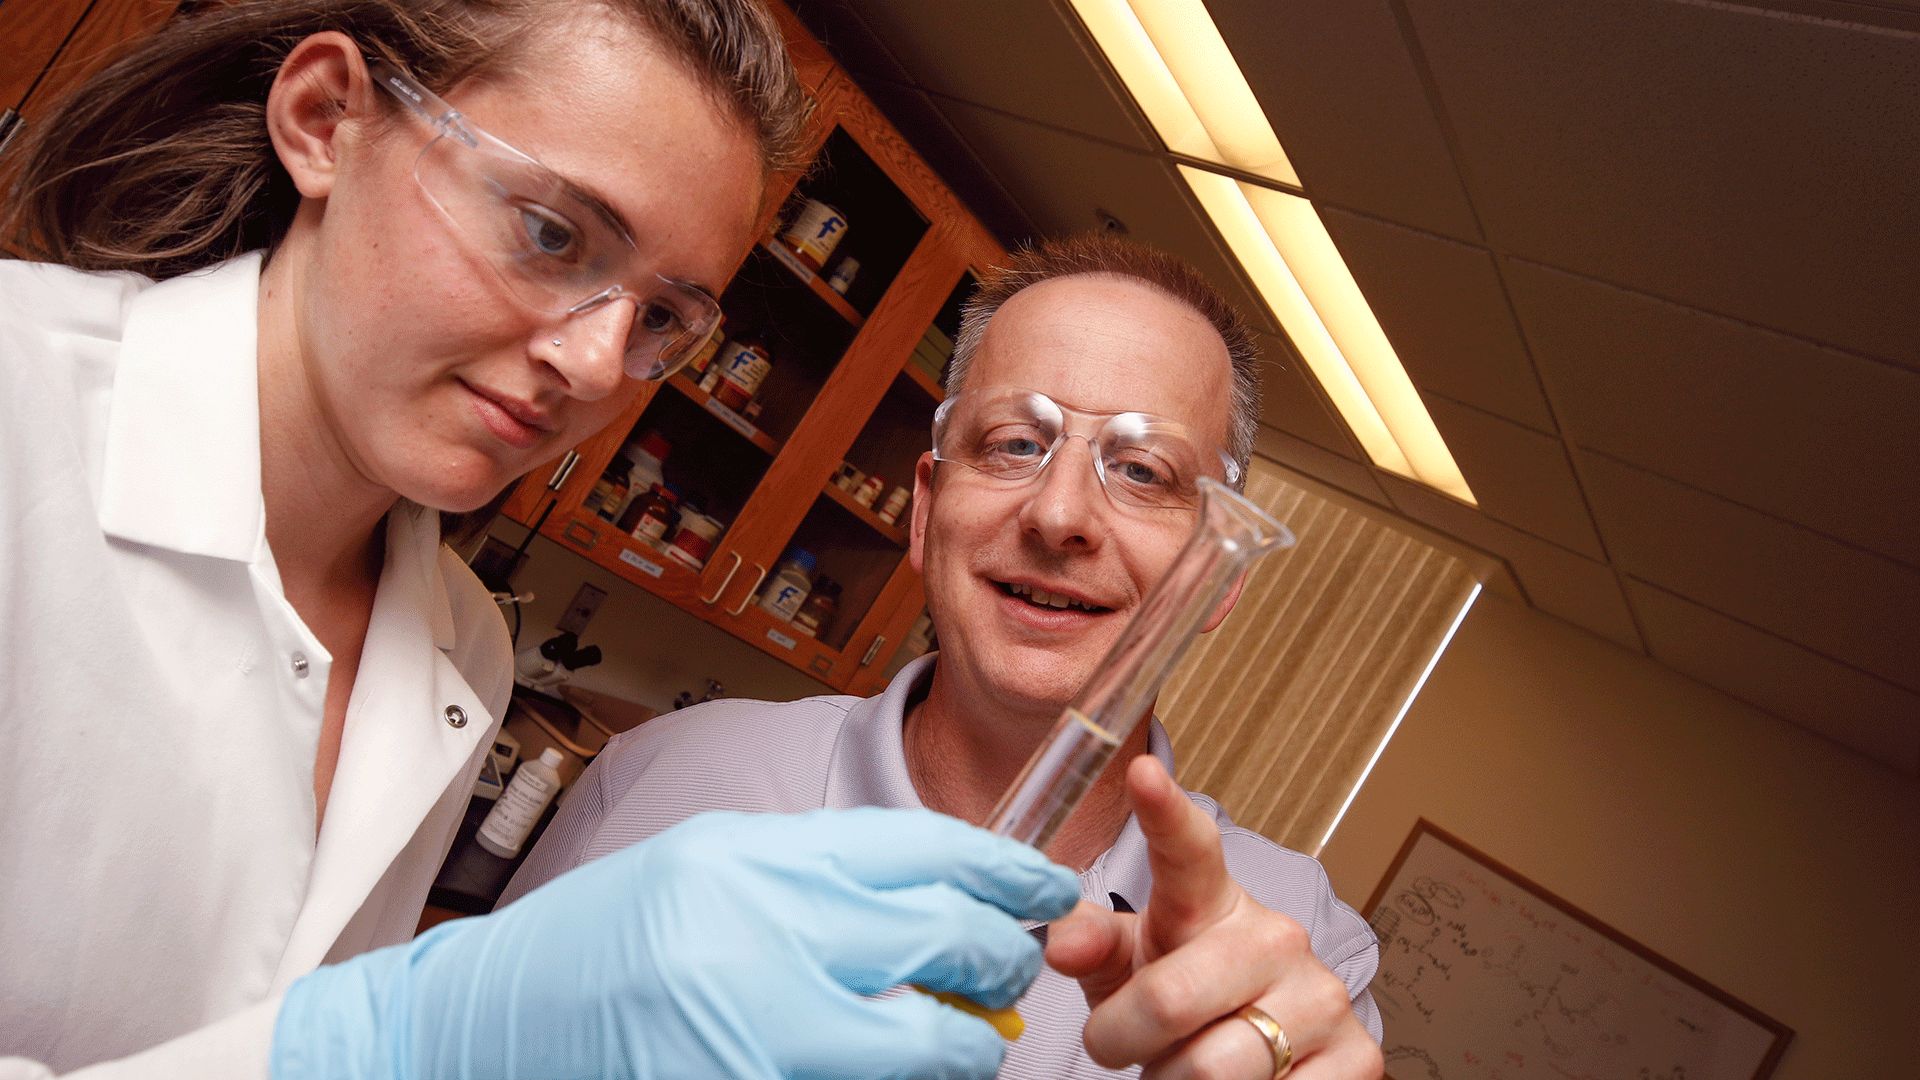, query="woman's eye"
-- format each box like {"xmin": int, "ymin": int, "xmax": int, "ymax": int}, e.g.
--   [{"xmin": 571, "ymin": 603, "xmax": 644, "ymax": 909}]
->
[
  {"xmin": 517, "ymin": 206, "xmax": 579, "ymax": 259},
  {"xmin": 637, "ymin": 301, "xmax": 684, "ymax": 336}
]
